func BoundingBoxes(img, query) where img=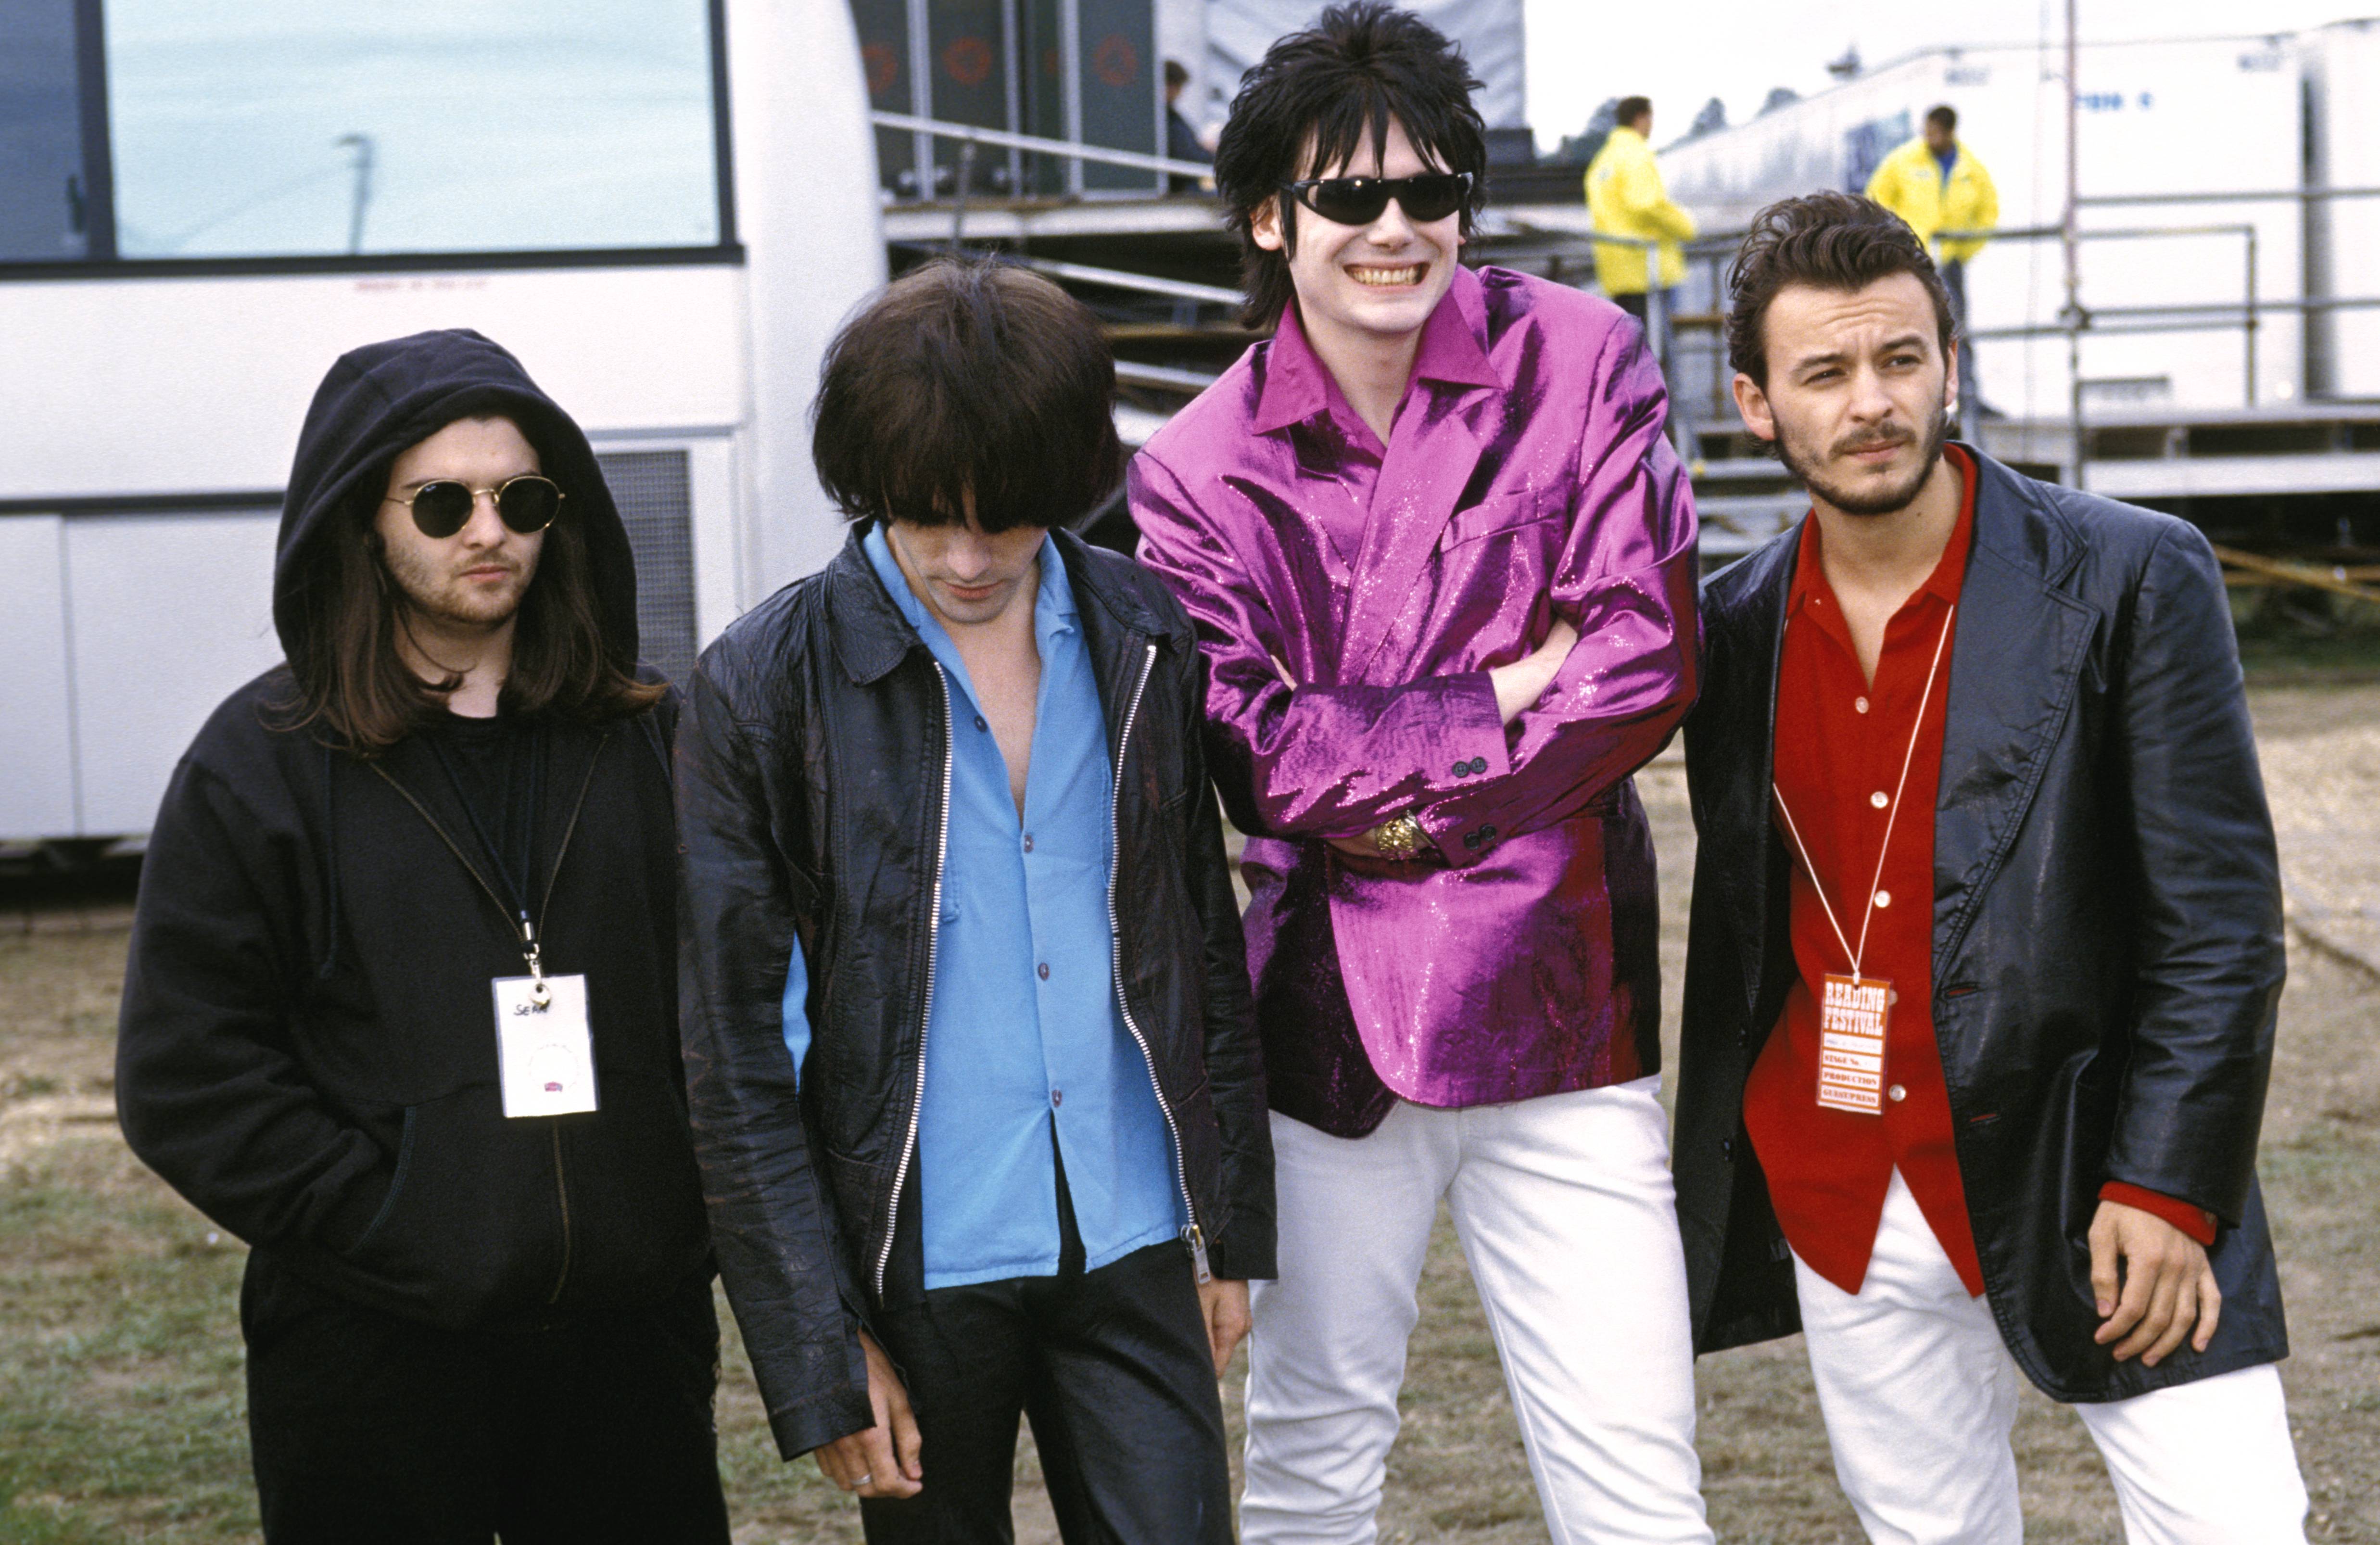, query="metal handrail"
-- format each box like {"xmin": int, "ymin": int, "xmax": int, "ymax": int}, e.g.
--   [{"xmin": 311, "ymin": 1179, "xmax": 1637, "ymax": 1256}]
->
[{"xmin": 870, "ymin": 111, "xmax": 1215, "ymax": 181}]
